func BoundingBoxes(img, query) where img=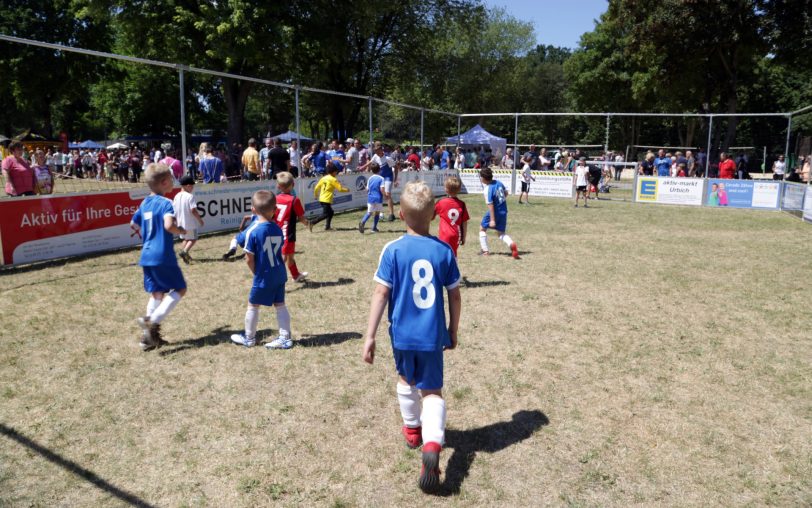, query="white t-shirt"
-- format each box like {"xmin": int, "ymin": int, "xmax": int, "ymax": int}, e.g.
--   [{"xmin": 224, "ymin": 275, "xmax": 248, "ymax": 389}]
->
[
  {"xmin": 522, "ymin": 164, "xmax": 533, "ymax": 183},
  {"xmin": 773, "ymin": 160, "xmax": 786, "ymax": 175},
  {"xmin": 421, "ymin": 155, "xmax": 432, "ymax": 171},
  {"xmin": 454, "ymin": 153, "xmax": 465, "ymax": 169},
  {"xmin": 575, "ymin": 165, "xmax": 589, "ymax": 187},
  {"xmin": 539, "ymin": 156, "xmax": 551, "ymax": 170},
  {"xmin": 346, "ymin": 147, "xmax": 359, "ymax": 171},
  {"xmin": 288, "ymin": 147, "xmax": 301, "ymax": 168},
  {"xmin": 173, "ymin": 190, "xmax": 198, "ymax": 231},
  {"xmin": 153, "ymin": 150, "xmax": 162, "ymax": 163}
]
